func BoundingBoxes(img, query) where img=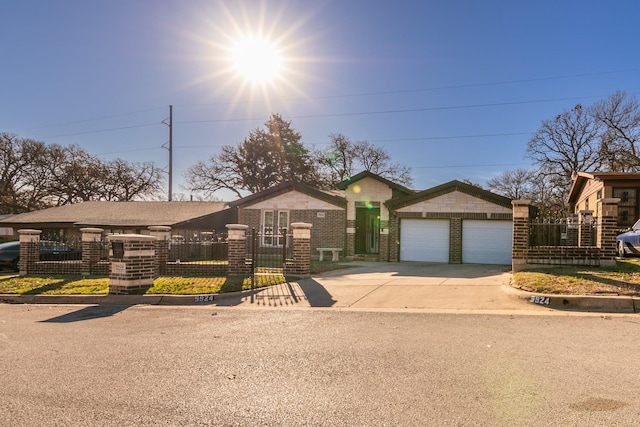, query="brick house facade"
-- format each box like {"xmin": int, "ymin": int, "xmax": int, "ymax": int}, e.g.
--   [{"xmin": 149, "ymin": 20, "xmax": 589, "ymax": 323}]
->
[
  {"xmin": 568, "ymin": 172, "xmax": 640, "ymax": 228},
  {"xmin": 229, "ymin": 182, "xmax": 347, "ymax": 255},
  {"xmin": 230, "ymin": 173, "xmax": 514, "ymax": 264}
]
